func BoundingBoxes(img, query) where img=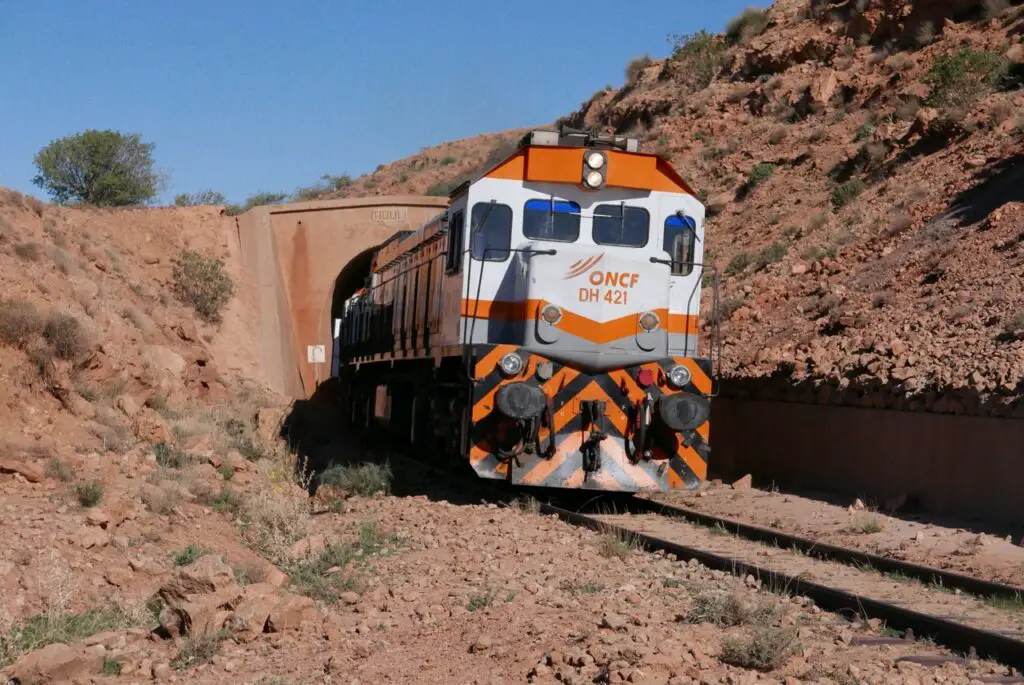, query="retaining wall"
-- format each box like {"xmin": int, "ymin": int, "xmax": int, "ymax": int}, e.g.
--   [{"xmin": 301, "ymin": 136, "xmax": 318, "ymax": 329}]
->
[{"xmin": 712, "ymin": 398, "xmax": 1024, "ymax": 524}]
